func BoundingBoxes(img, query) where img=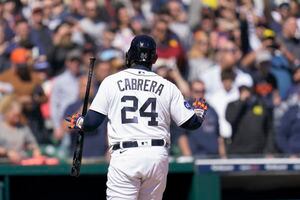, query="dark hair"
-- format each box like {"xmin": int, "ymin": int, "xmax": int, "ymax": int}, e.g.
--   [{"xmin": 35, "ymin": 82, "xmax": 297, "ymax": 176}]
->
[
  {"xmin": 221, "ymin": 69, "xmax": 236, "ymax": 81},
  {"xmin": 15, "ymin": 18, "xmax": 28, "ymax": 26}
]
